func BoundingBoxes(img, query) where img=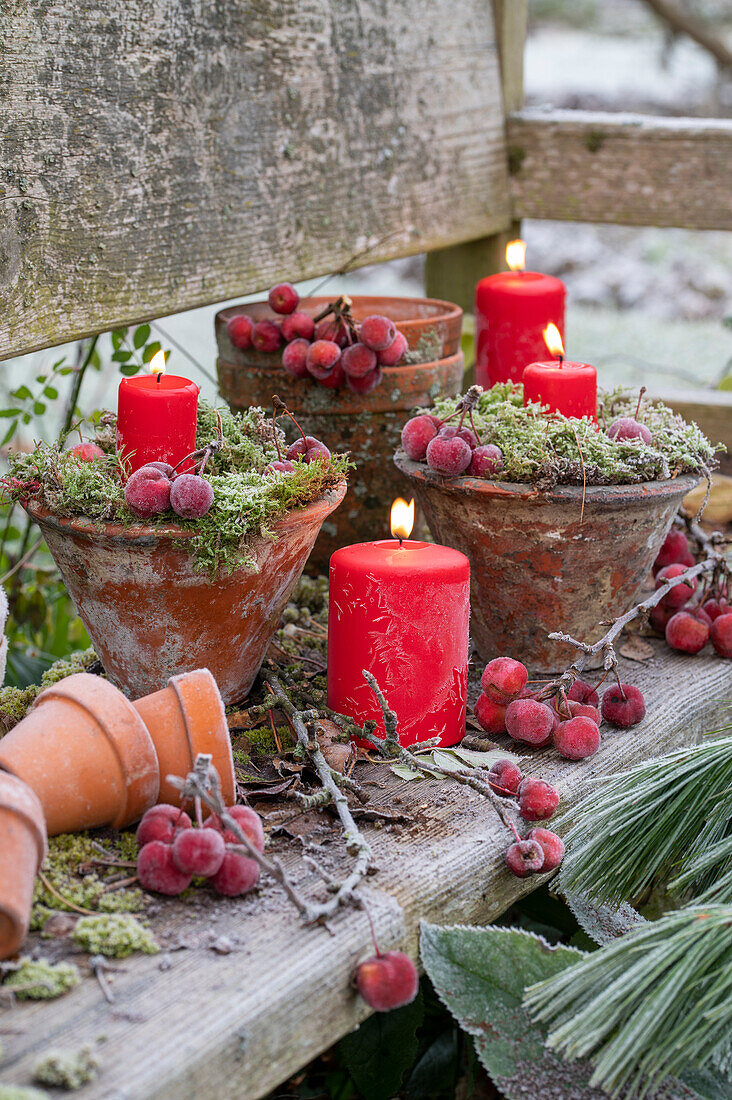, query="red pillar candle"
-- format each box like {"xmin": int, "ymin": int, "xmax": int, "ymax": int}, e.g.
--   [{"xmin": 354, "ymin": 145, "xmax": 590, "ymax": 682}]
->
[
  {"xmin": 522, "ymin": 324, "xmax": 597, "ymax": 421},
  {"xmin": 117, "ymin": 359, "xmax": 200, "ymax": 475},
  {"xmin": 327, "ymin": 502, "xmax": 470, "ymax": 748},
  {"xmin": 474, "ymin": 240, "xmax": 566, "ymax": 389}
]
